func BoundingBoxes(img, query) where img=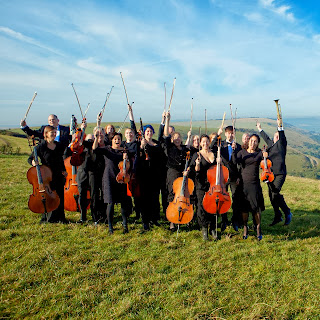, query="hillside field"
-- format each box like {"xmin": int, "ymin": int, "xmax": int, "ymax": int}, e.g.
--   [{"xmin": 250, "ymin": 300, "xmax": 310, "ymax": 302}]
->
[{"xmin": 0, "ymin": 153, "xmax": 320, "ymax": 319}]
